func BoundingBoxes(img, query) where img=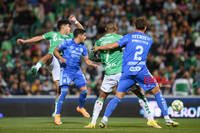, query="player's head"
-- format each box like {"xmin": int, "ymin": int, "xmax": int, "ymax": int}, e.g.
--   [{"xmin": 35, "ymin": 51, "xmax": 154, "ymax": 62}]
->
[
  {"xmin": 57, "ymin": 19, "xmax": 71, "ymax": 33},
  {"xmin": 134, "ymin": 17, "xmax": 147, "ymax": 32},
  {"xmin": 73, "ymin": 28, "xmax": 86, "ymax": 43},
  {"xmin": 105, "ymin": 22, "xmax": 118, "ymax": 33}
]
